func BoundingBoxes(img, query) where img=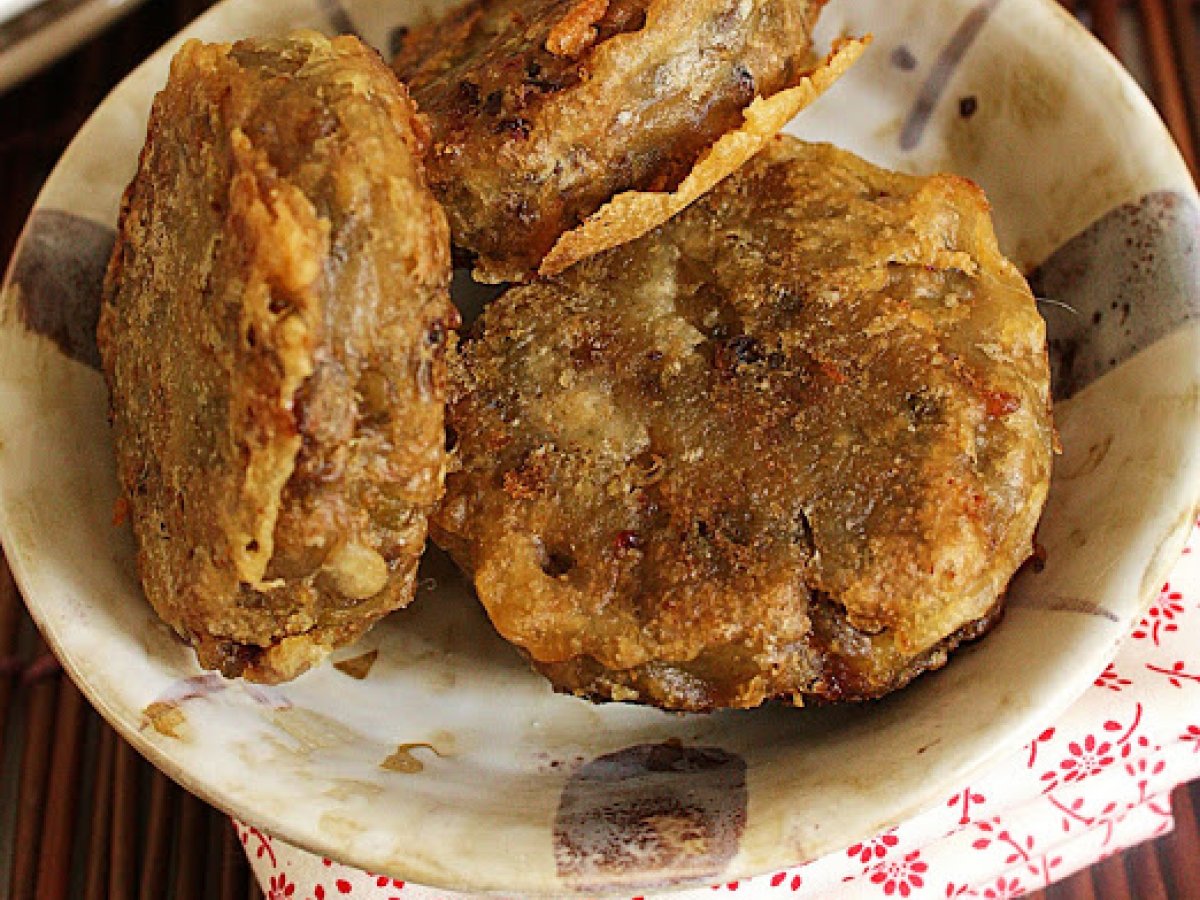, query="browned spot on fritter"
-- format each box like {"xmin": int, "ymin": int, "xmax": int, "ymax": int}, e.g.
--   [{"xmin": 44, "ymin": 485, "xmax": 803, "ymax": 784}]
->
[{"xmin": 546, "ymin": 0, "xmax": 611, "ymax": 57}]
